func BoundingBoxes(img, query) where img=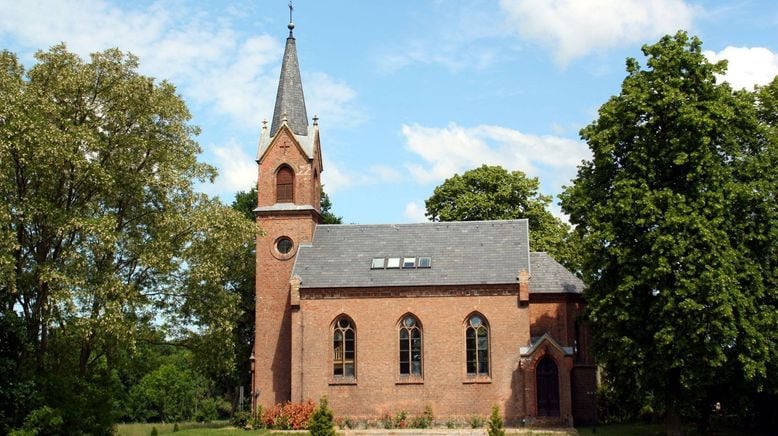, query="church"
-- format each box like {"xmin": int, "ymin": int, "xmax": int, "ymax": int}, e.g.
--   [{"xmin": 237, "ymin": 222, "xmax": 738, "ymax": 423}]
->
[{"xmin": 250, "ymin": 13, "xmax": 596, "ymax": 427}]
